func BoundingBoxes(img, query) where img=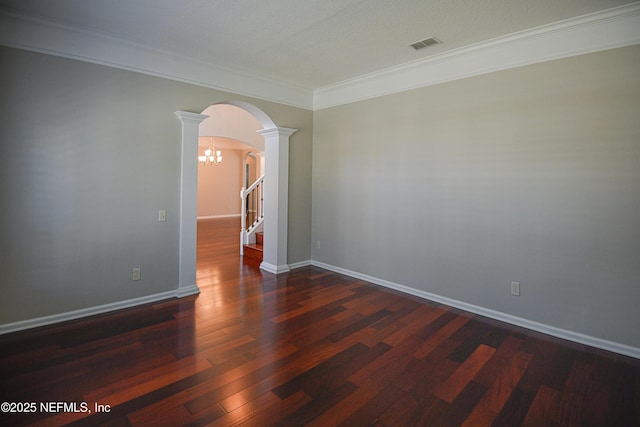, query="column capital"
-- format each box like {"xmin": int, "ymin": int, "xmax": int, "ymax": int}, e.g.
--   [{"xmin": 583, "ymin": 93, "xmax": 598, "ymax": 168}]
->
[
  {"xmin": 257, "ymin": 127, "xmax": 298, "ymax": 139},
  {"xmin": 174, "ymin": 111, "xmax": 209, "ymax": 125}
]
